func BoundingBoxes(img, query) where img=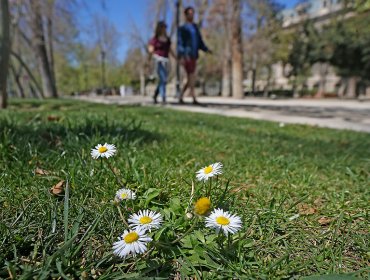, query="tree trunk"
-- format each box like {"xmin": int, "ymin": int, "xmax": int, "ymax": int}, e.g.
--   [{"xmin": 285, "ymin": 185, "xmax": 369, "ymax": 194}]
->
[
  {"xmin": 221, "ymin": 55, "xmax": 231, "ymax": 97},
  {"xmin": 46, "ymin": 0, "xmax": 57, "ymax": 94},
  {"xmin": 196, "ymin": 0, "xmax": 209, "ymax": 28},
  {"xmin": 221, "ymin": 15, "xmax": 231, "ymax": 97},
  {"xmin": 10, "ymin": 63, "xmax": 26, "ymax": 98},
  {"xmin": 100, "ymin": 50, "xmax": 106, "ymax": 88},
  {"xmin": 346, "ymin": 76, "xmax": 358, "ymax": 98},
  {"xmin": 11, "ymin": 51, "xmax": 44, "ymax": 98},
  {"xmin": 30, "ymin": 0, "xmax": 58, "ymax": 98},
  {"xmin": 251, "ymin": 68, "xmax": 257, "ymax": 95},
  {"xmin": 316, "ymin": 62, "xmax": 328, "ymax": 97},
  {"xmin": 0, "ymin": 0, "xmax": 11, "ymax": 109},
  {"xmin": 292, "ymin": 77, "xmax": 299, "ymax": 97},
  {"xmin": 263, "ymin": 66, "xmax": 272, "ymax": 98},
  {"xmin": 231, "ymin": 0, "xmax": 244, "ymax": 99},
  {"xmin": 140, "ymin": 68, "xmax": 146, "ymax": 96}
]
